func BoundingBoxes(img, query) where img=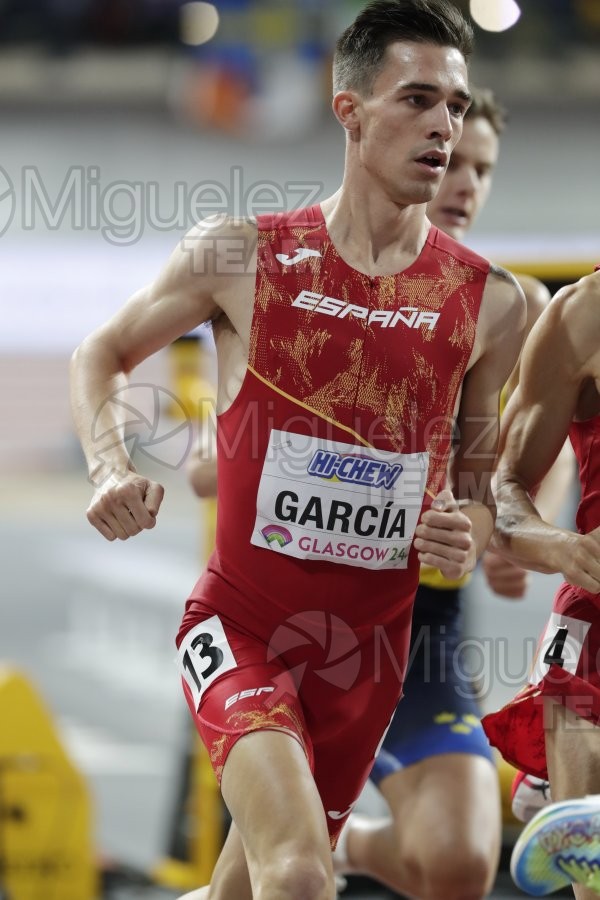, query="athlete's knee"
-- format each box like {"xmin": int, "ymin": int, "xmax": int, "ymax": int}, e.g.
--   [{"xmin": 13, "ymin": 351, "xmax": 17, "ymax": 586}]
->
[
  {"xmin": 259, "ymin": 852, "xmax": 333, "ymax": 900},
  {"xmin": 411, "ymin": 845, "xmax": 493, "ymax": 900}
]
